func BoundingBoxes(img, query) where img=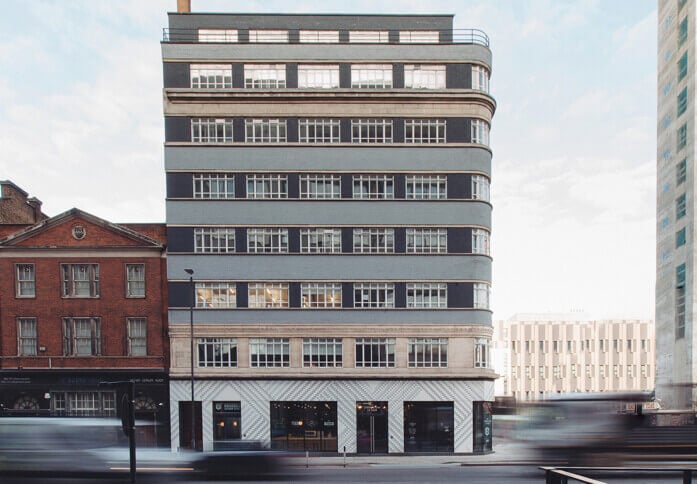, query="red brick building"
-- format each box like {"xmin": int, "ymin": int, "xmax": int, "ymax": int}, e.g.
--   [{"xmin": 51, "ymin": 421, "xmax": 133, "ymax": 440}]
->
[
  {"xmin": 0, "ymin": 180, "xmax": 47, "ymax": 224},
  {"xmin": 0, "ymin": 208, "xmax": 169, "ymax": 445}
]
